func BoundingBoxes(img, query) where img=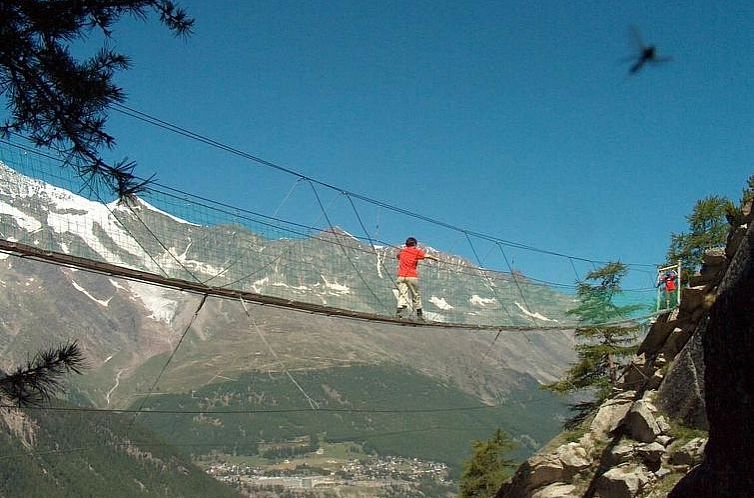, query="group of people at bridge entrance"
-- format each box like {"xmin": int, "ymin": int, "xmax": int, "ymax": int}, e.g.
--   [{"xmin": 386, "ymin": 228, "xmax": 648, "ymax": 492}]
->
[{"xmin": 656, "ymin": 266, "xmax": 680, "ymax": 311}]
